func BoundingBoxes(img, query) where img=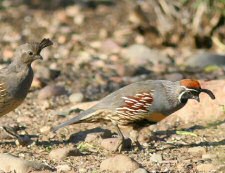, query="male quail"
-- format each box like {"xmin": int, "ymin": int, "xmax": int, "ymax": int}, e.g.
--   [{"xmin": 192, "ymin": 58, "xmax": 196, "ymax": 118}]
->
[
  {"xmin": 53, "ymin": 79, "xmax": 215, "ymax": 151},
  {"xmin": 0, "ymin": 38, "xmax": 52, "ymax": 117}
]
